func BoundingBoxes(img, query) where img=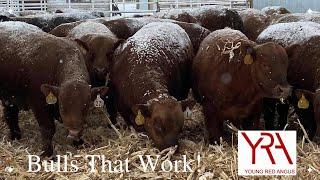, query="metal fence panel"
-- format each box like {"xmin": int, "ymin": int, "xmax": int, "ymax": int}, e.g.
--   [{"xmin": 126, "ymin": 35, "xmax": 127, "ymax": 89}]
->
[{"xmin": 253, "ymin": 0, "xmax": 320, "ymax": 13}]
